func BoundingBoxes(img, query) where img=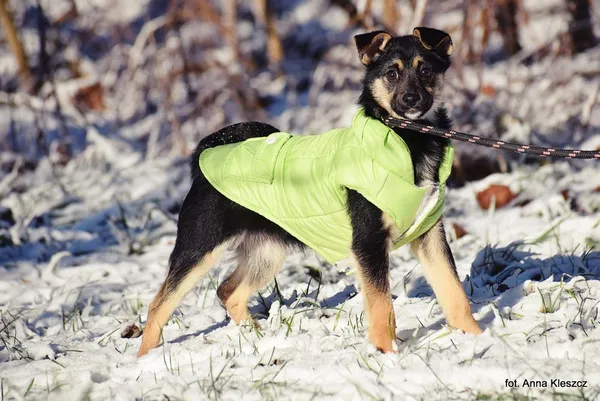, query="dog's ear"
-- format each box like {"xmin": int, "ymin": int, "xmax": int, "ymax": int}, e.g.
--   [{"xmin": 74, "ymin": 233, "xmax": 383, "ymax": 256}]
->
[
  {"xmin": 354, "ymin": 31, "xmax": 392, "ymax": 66},
  {"xmin": 412, "ymin": 27, "xmax": 453, "ymax": 57}
]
